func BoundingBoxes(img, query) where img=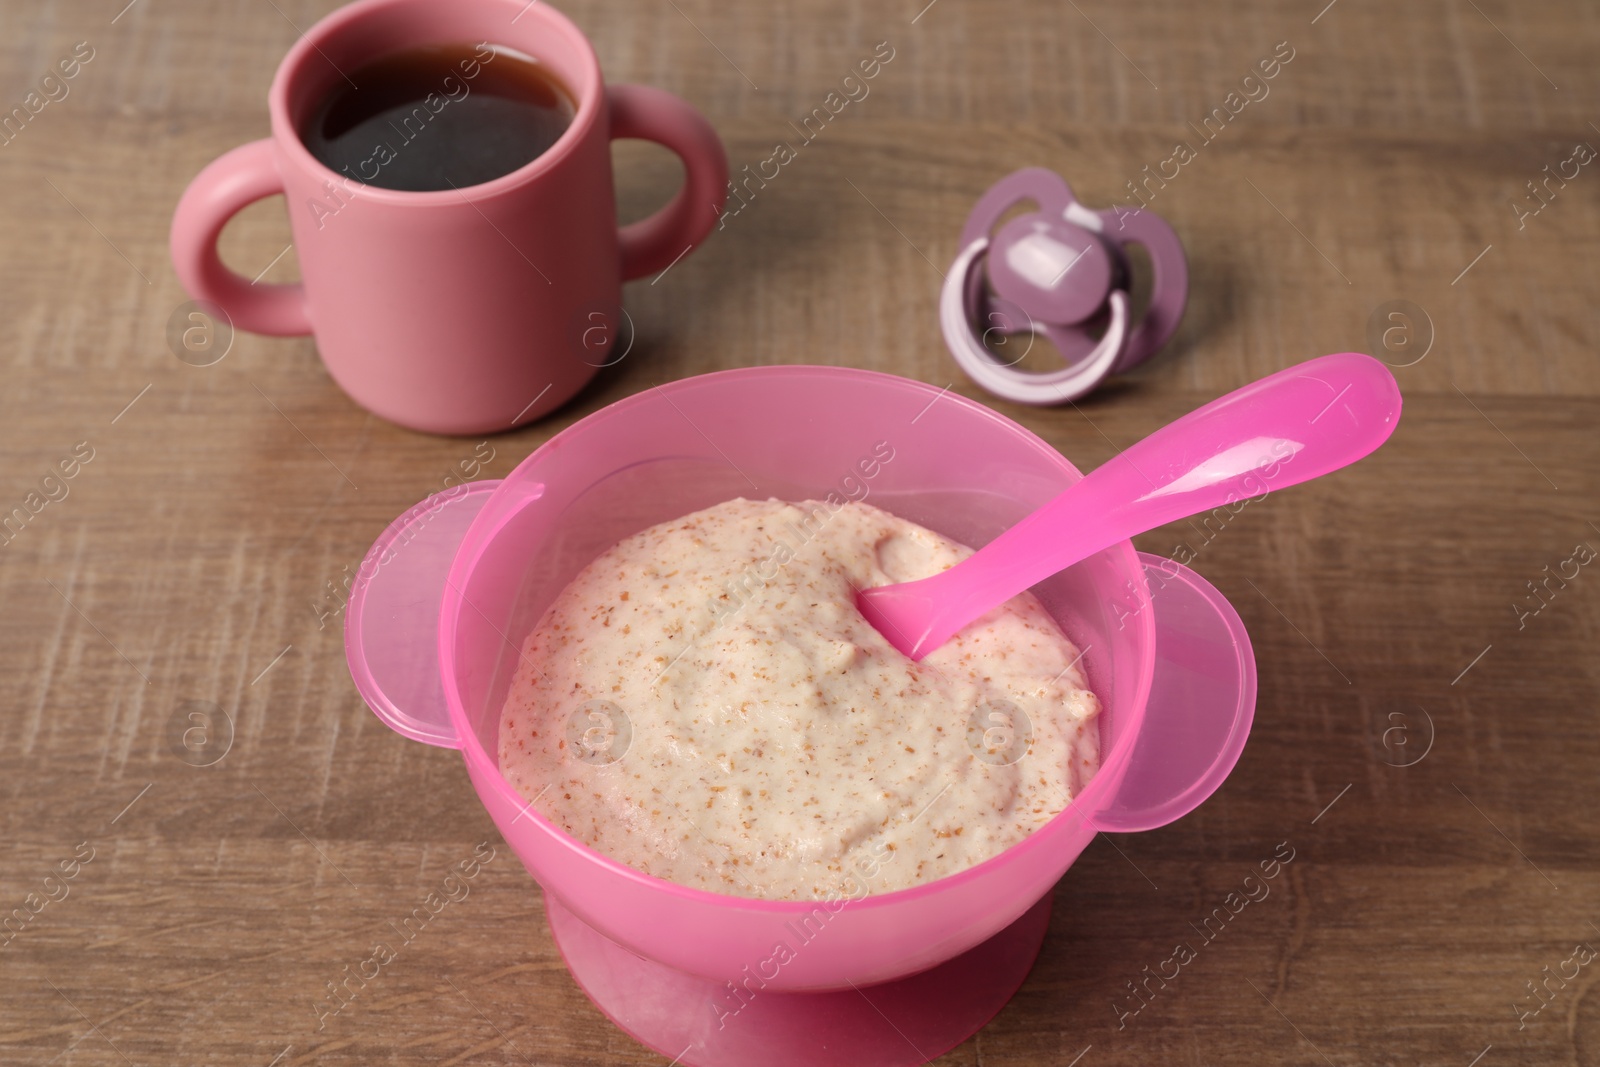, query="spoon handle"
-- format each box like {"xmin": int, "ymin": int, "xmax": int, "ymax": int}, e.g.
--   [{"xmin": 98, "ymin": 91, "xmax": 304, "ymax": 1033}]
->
[{"xmin": 914, "ymin": 353, "xmax": 1402, "ymax": 644}]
